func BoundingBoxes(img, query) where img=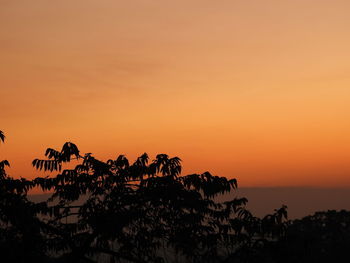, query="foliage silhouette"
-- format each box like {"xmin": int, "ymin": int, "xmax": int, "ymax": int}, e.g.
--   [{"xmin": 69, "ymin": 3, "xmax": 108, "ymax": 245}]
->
[
  {"xmin": 241, "ymin": 210, "xmax": 350, "ymax": 263},
  {"xmin": 0, "ymin": 130, "xmax": 348, "ymax": 262},
  {"xmin": 30, "ymin": 142, "xmax": 246, "ymax": 262},
  {"xmin": 0, "ymin": 131, "xmax": 50, "ymax": 262}
]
